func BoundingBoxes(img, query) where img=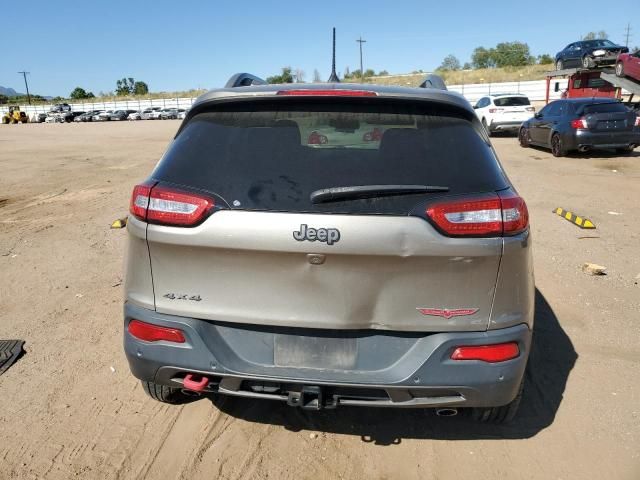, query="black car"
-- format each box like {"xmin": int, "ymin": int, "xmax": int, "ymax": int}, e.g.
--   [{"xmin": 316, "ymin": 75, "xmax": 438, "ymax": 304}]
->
[
  {"xmin": 518, "ymin": 98, "xmax": 640, "ymax": 157},
  {"xmin": 555, "ymin": 40, "xmax": 629, "ymax": 70},
  {"xmin": 74, "ymin": 110, "xmax": 99, "ymax": 122},
  {"xmin": 109, "ymin": 110, "xmax": 133, "ymax": 121},
  {"xmin": 61, "ymin": 111, "xmax": 85, "ymax": 123}
]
